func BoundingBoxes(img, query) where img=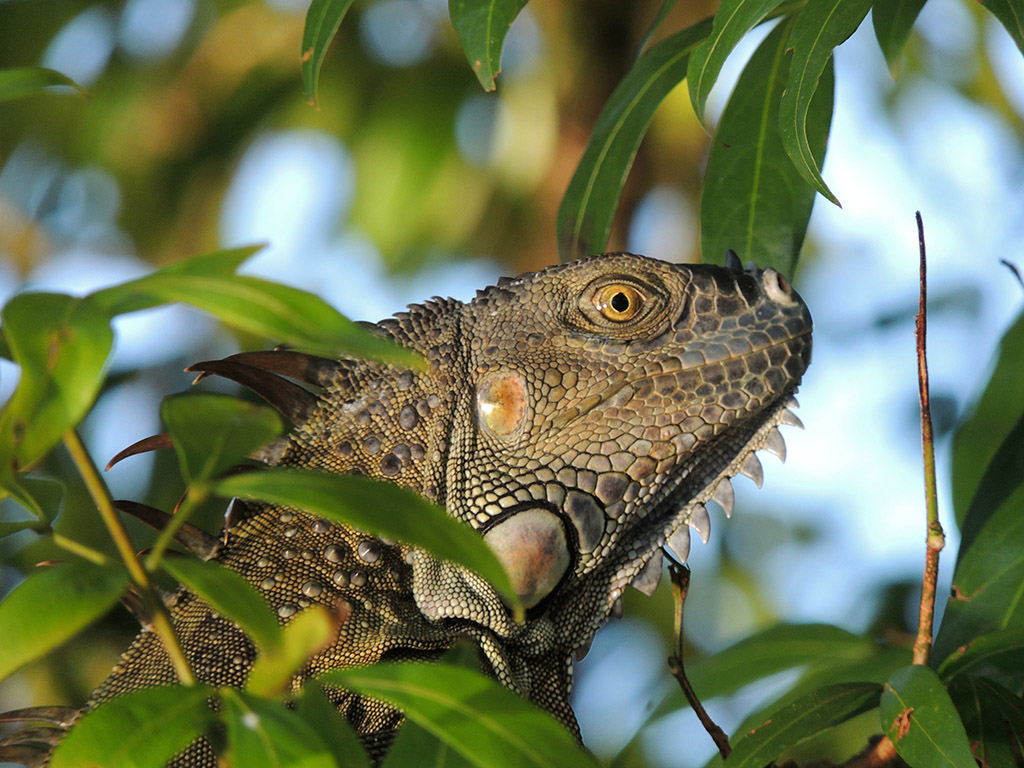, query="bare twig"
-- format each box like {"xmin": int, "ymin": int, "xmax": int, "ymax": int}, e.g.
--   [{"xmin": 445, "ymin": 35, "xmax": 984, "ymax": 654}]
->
[
  {"xmin": 666, "ymin": 561, "xmax": 732, "ymax": 759},
  {"xmin": 912, "ymin": 212, "xmax": 945, "ymax": 668},
  {"xmin": 63, "ymin": 428, "xmax": 196, "ymax": 685}
]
